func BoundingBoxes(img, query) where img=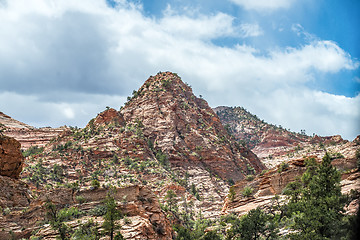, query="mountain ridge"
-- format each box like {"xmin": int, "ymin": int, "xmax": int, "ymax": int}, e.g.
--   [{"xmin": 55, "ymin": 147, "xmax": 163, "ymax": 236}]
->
[{"xmin": 0, "ymin": 72, "xmax": 358, "ymax": 239}]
